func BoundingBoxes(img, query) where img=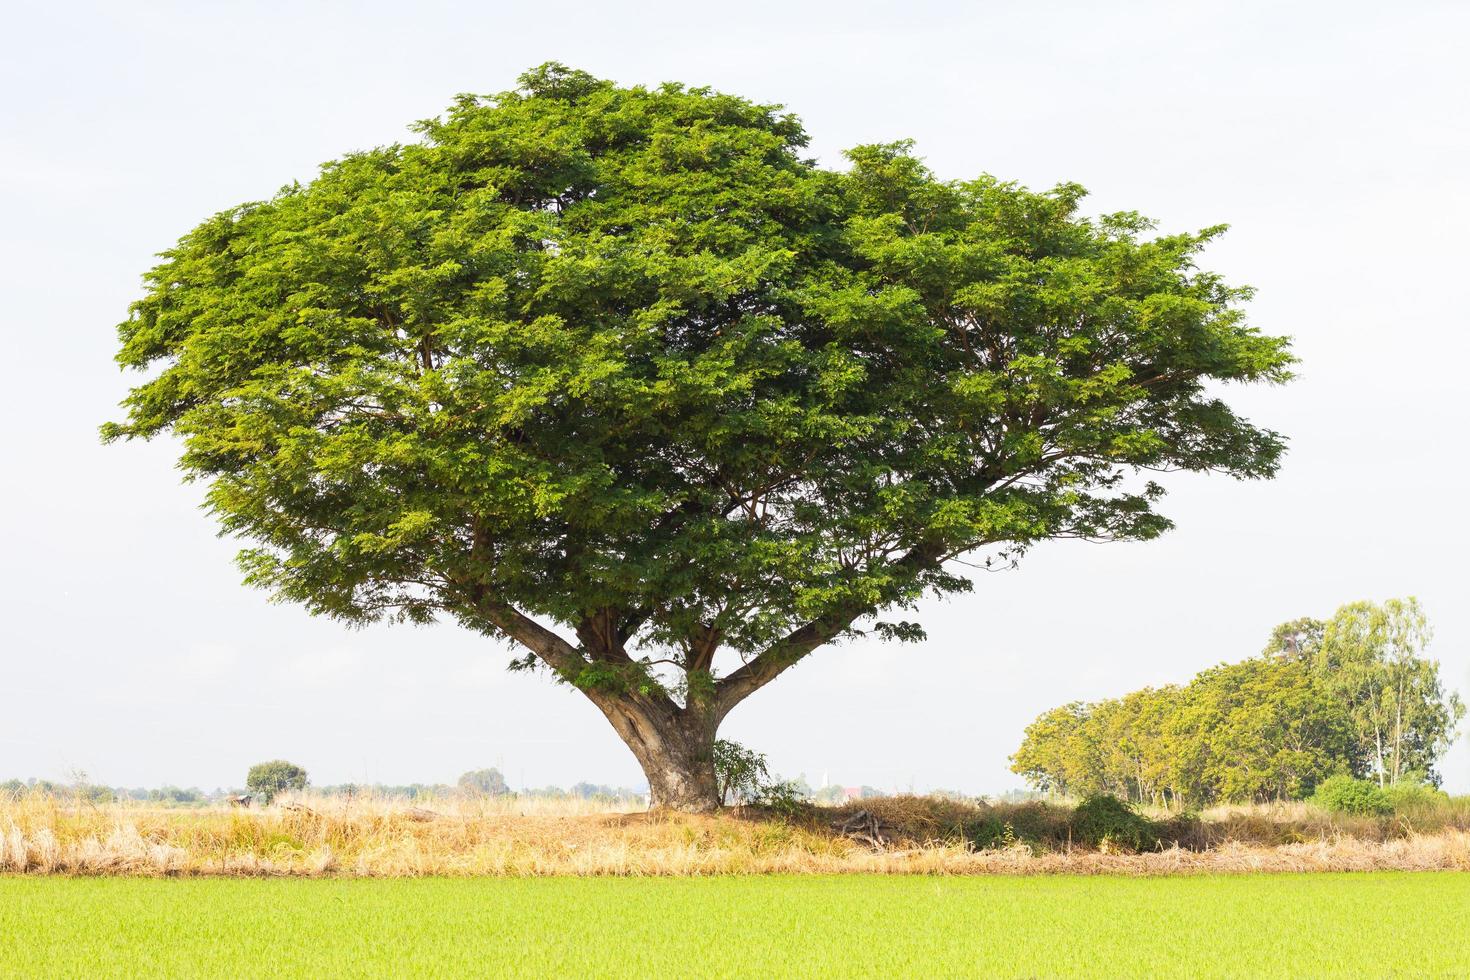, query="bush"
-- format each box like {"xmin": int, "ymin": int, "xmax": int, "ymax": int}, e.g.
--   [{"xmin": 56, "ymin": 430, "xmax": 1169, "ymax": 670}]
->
[
  {"xmin": 148, "ymin": 786, "xmax": 202, "ymax": 804},
  {"xmin": 1311, "ymin": 775, "xmax": 1391, "ymax": 815},
  {"xmin": 76, "ymin": 784, "xmax": 115, "ymax": 804},
  {"xmin": 962, "ymin": 816, "xmax": 1017, "ymax": 850},
  {"xmin": 713, "ymin": 740, "xmax": 770, "ymax": 806},
  {"xmin": 1153, "ymin": 809, "xmax": 1206, "ymax": 850},
  {"xmin": 1069, "ymin": 794, "xmax": 1160, "ymax": 852},
  {"xmin": 1382, "ymin": 779, "xmax": 1450, "ymax": 811},
  {"xmin": 757, "ymin": 780, "xmax": 809, "ymax": 820},
  {"xmin": 246, "ymin": 760, "xmax": 308, "ymax": 803}
]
